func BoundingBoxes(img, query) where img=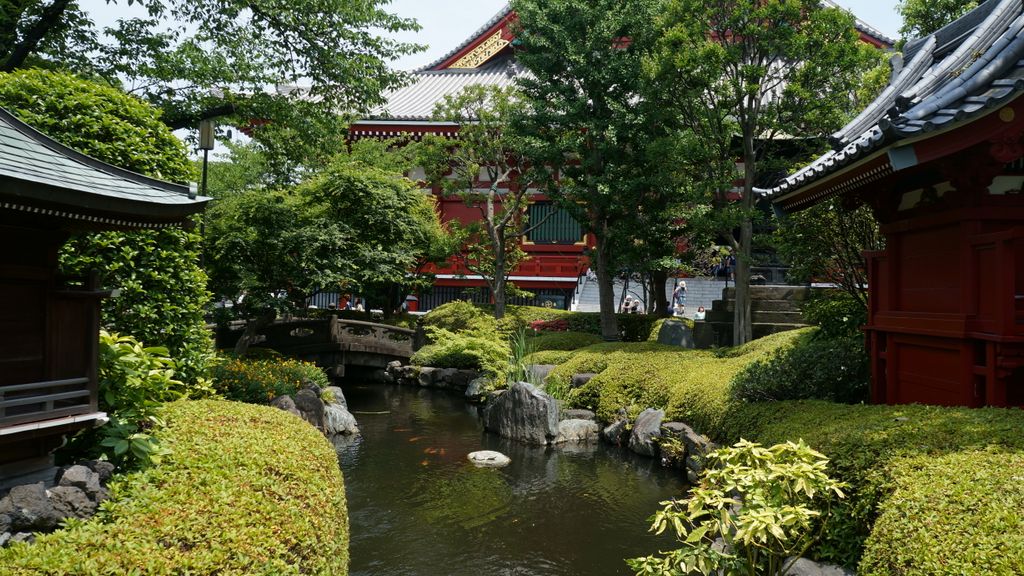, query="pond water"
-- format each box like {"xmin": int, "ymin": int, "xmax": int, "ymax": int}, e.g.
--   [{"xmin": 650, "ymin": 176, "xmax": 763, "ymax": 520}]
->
[{"xmin": 335, "ymin": 384, "xmax": 687, "ymax": 576}]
